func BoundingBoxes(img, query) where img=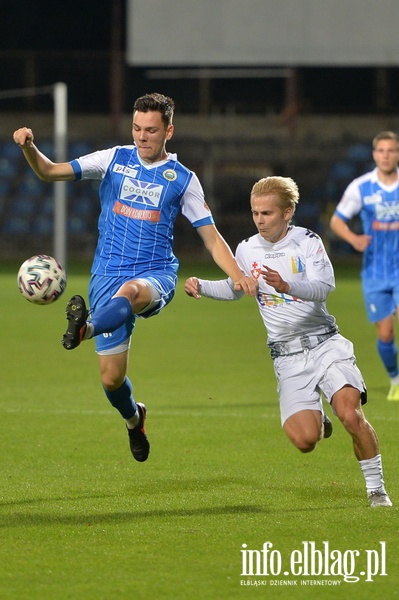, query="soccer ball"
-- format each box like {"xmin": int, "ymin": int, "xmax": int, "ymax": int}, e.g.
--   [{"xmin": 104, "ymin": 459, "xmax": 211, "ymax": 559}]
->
[{"xmin": 17, "ymin": 254, "xmax": 67, "ymax": 305}]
